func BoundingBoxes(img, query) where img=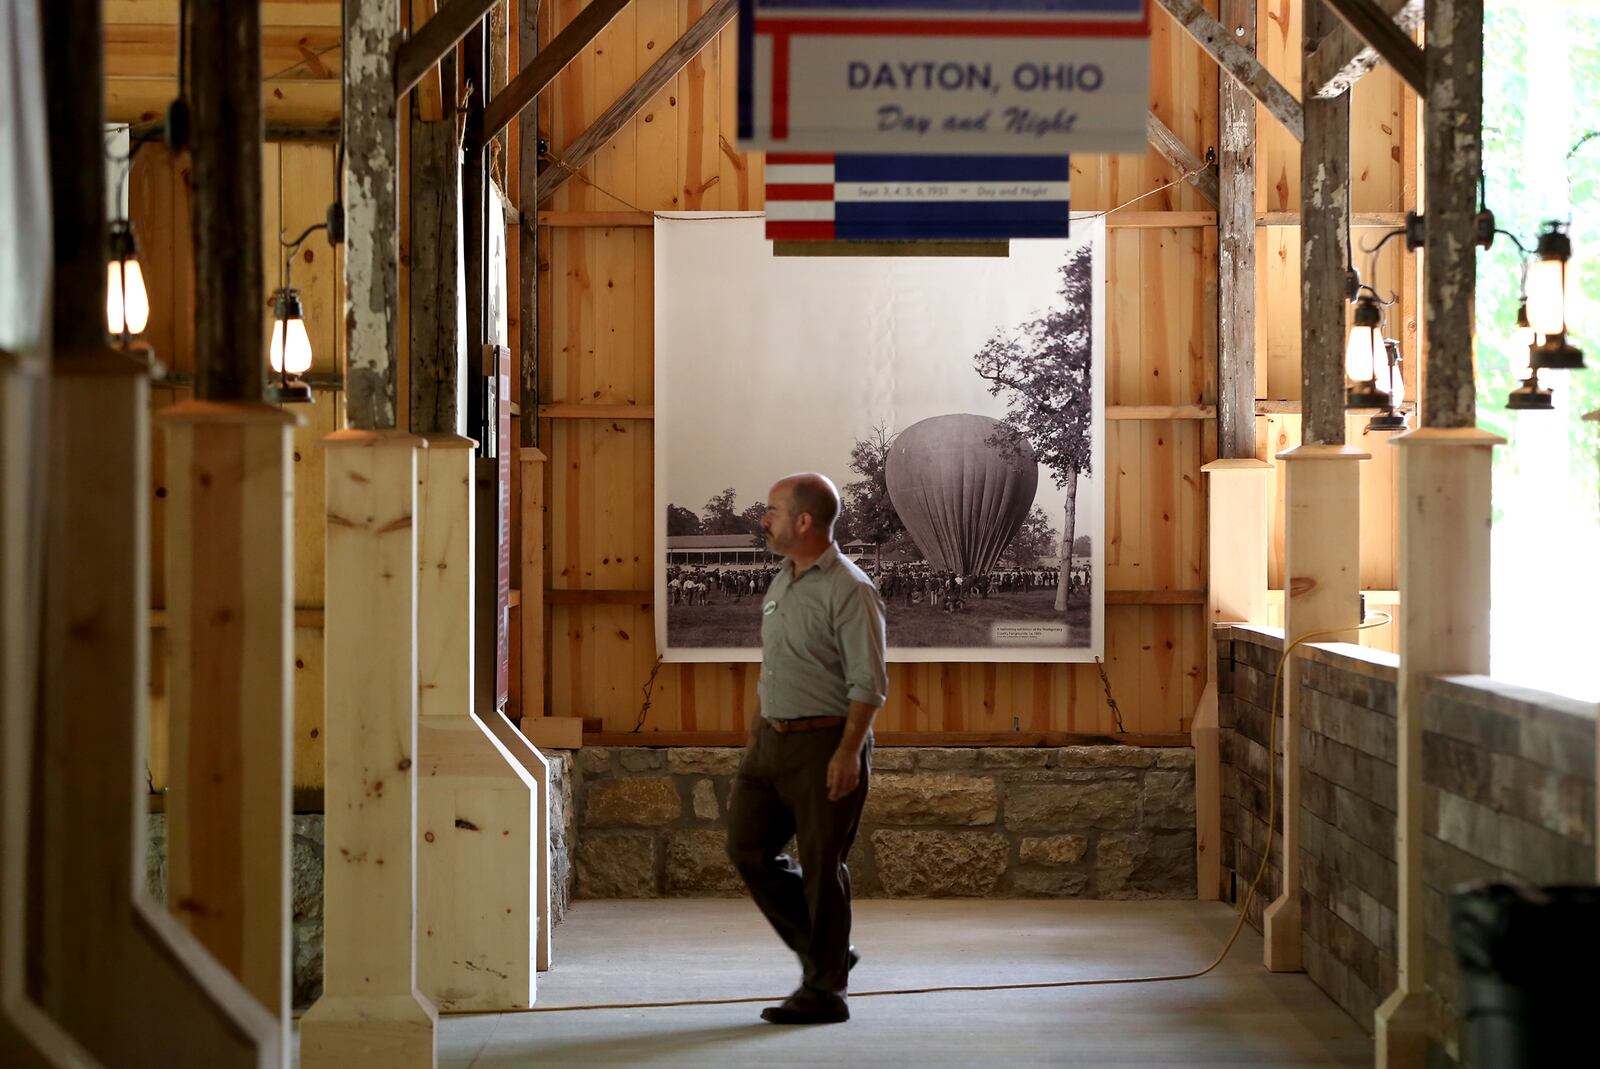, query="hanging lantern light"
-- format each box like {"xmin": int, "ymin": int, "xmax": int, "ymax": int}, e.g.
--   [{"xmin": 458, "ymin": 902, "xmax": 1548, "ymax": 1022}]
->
[
  {"xmin": 1366, "ymin": 338, "xmax": 1409, "ymax": 432},
  {"xmin": 1526, "ymin": 222, "xmax": 1585, "ymax": 370},
  {"xmin": 1526, "ymin": 222, "xmax": 1571, "ymax": 335},
  {"xmin": 267, "ymin": 286, "xmax": 313, "ymax": 404},
  {"xmin": 106, "ymin": 219, "xmax": 150, "ymax": 344},
  {"xmin": 1507, "ymin": 337, "xmax": 1555, "ymax": 410},
  {"xmin": 1345, "ymin": 292, "xmax": 1388, "ymax": 407}
]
